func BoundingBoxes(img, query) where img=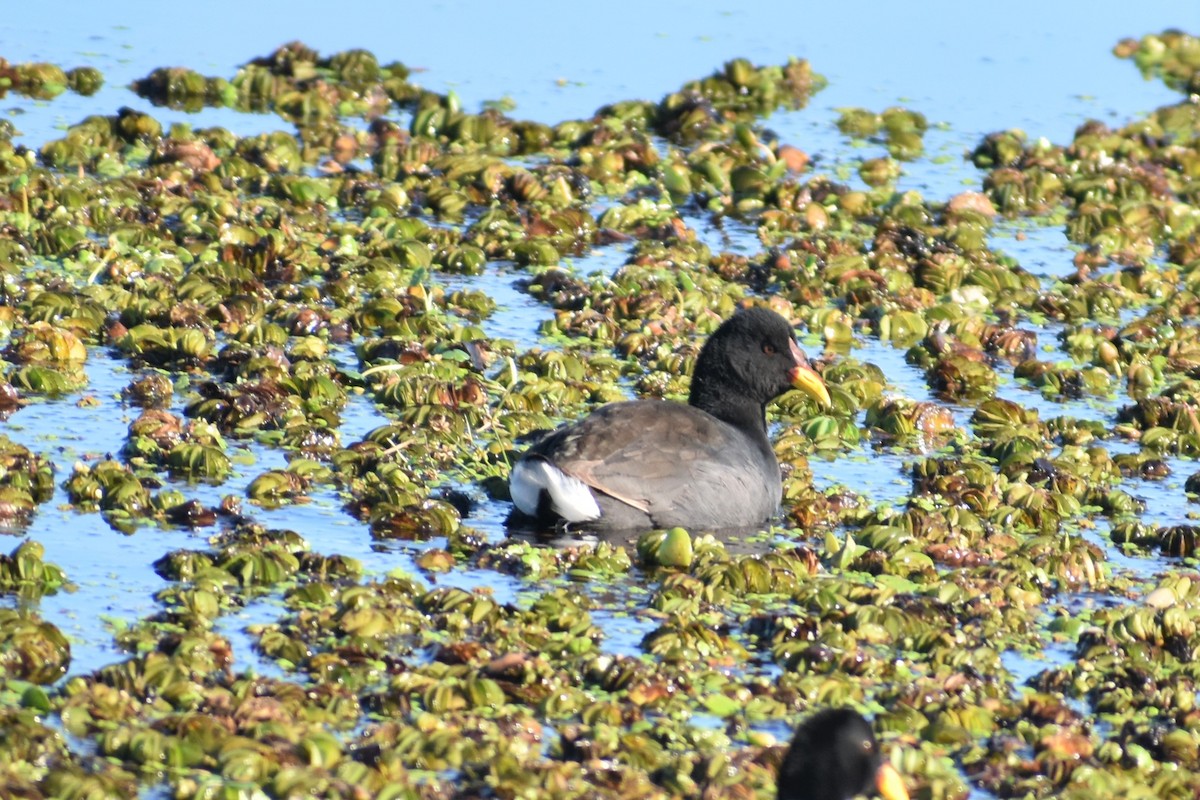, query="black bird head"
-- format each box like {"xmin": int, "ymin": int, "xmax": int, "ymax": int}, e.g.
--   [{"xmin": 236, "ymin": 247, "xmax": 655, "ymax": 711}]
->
[
  {"xmin": 688, "ymin": 307, "xmax": 829, "ymax": 431},
  {"xmin": 777, "ymin": 708, "xmax": 908, "ymax": 800}
]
